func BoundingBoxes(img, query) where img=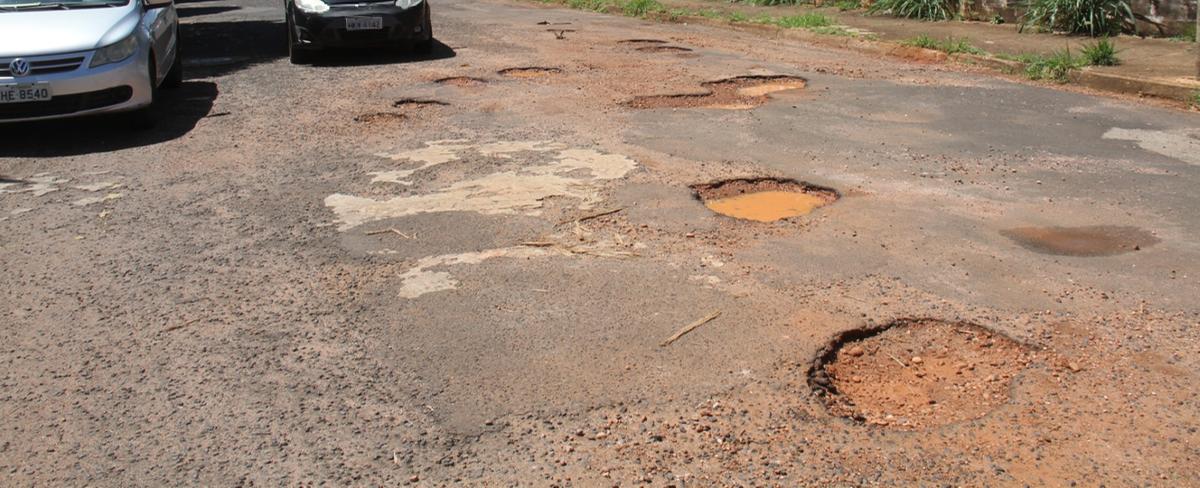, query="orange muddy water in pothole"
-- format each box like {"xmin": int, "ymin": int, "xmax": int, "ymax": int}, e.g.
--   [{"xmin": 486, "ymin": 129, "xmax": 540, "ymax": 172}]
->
[{"xmin": 703, "ymin": 190, "xmax": 828, "ymax": 222}]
